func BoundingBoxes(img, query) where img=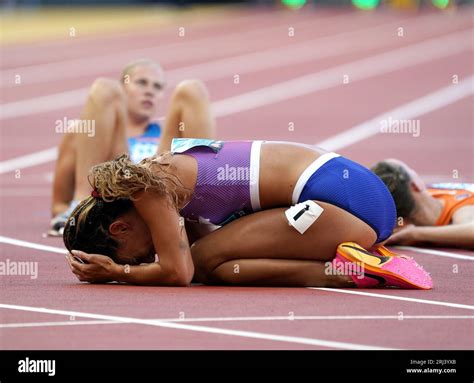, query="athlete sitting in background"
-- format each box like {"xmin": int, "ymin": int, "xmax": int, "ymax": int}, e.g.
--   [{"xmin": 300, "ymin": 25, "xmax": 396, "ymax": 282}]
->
[
  {"xmin": 50, "ymin": 59, "xmax": 215, "ymax": 235},
  {"xmin": 372, "ymin": 159, "xmax": 474, "ymax": 249}
]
